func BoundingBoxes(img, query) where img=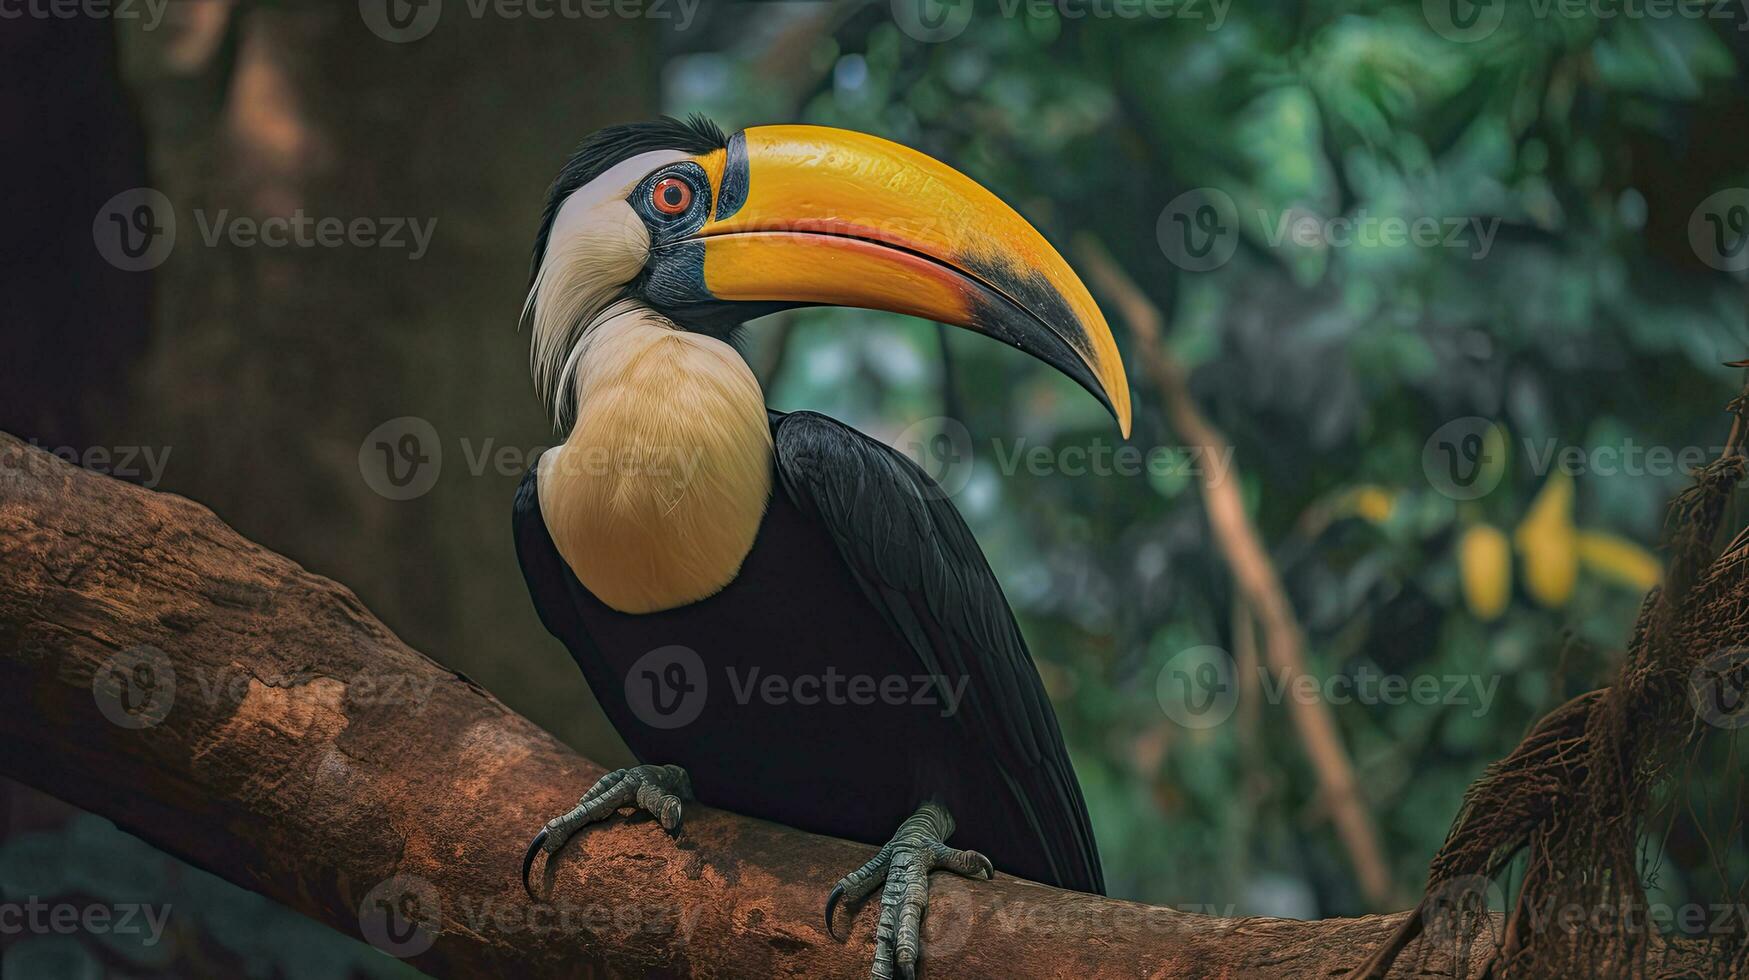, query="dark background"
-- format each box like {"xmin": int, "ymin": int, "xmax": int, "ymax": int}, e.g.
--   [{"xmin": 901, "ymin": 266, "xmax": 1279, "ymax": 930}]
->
[{"xmin": 3, "ymin": 0, "xmax": 1748, "ymax": 975}]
